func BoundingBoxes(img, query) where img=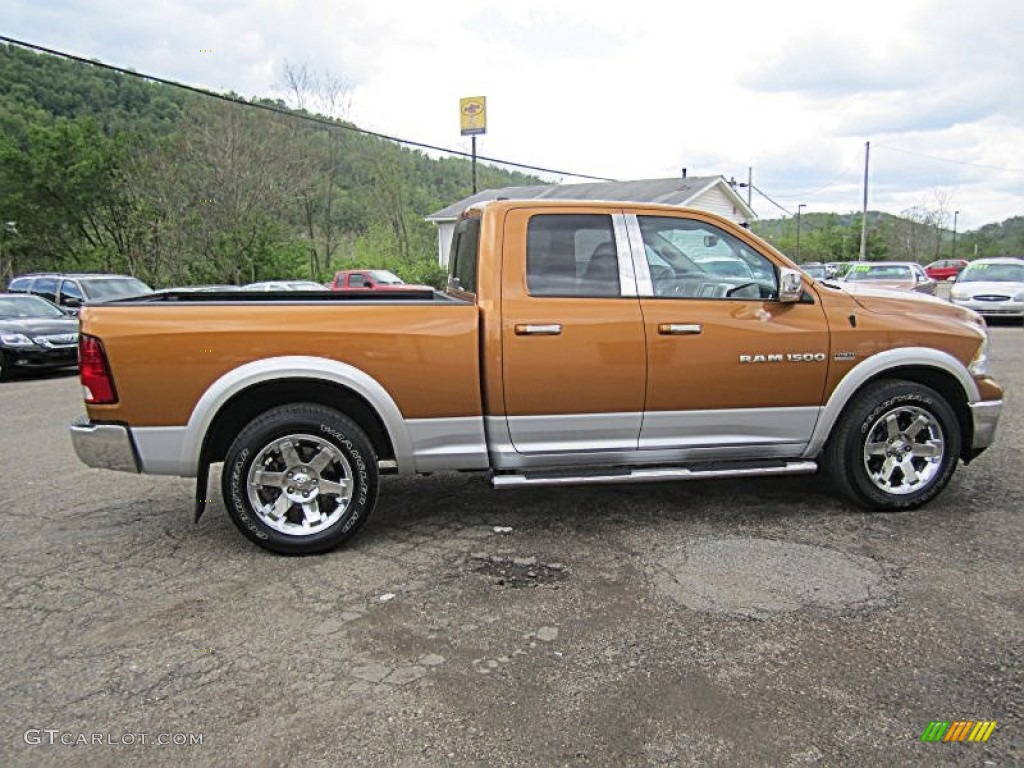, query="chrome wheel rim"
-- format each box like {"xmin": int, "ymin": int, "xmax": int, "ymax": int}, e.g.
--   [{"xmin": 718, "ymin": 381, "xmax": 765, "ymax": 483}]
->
[
  {"xmin": 247, "ymin": 433, "xmax": 353, "ymax": 536},
  {"xmin": 862, "ymin": 405, "xmax": 944, "ymax": 495}
]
